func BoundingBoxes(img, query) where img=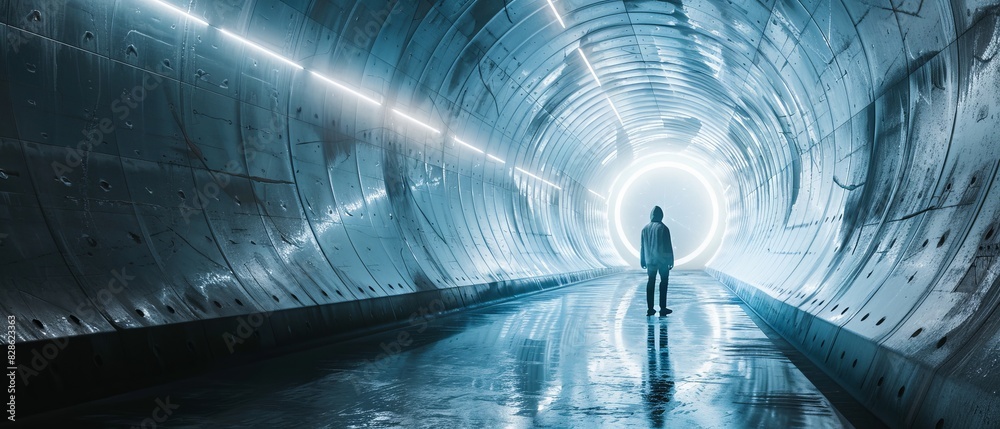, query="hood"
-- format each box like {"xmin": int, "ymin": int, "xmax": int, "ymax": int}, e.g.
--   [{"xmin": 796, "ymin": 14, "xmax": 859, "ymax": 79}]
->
[{"xmin": 650, "ymin": 206, "xmax": 663, "ymax": 222}]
